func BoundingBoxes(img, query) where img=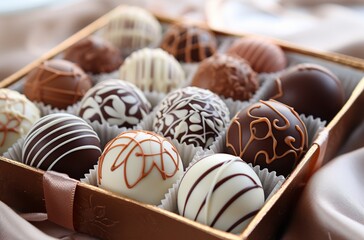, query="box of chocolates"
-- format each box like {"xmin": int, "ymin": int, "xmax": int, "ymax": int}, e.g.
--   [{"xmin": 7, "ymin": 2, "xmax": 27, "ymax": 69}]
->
[{"xmin": 1, "ymin": 5, "xmax": 364, "ymax": 240}]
